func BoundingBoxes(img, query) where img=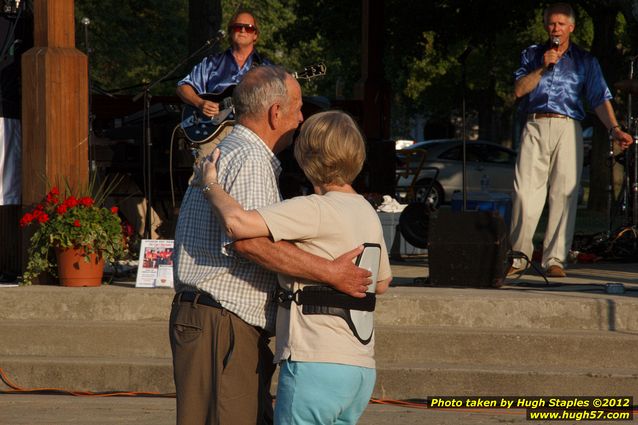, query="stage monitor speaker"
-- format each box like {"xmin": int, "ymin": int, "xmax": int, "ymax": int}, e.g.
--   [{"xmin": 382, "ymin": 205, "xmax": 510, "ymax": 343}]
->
[
  {"xmin": 399, "ymin": 202, "xmax": 431, "ymax": 249},
  {"xmin": 428, "ymin": 209, "xmax": 509, "ymax": 288}
]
